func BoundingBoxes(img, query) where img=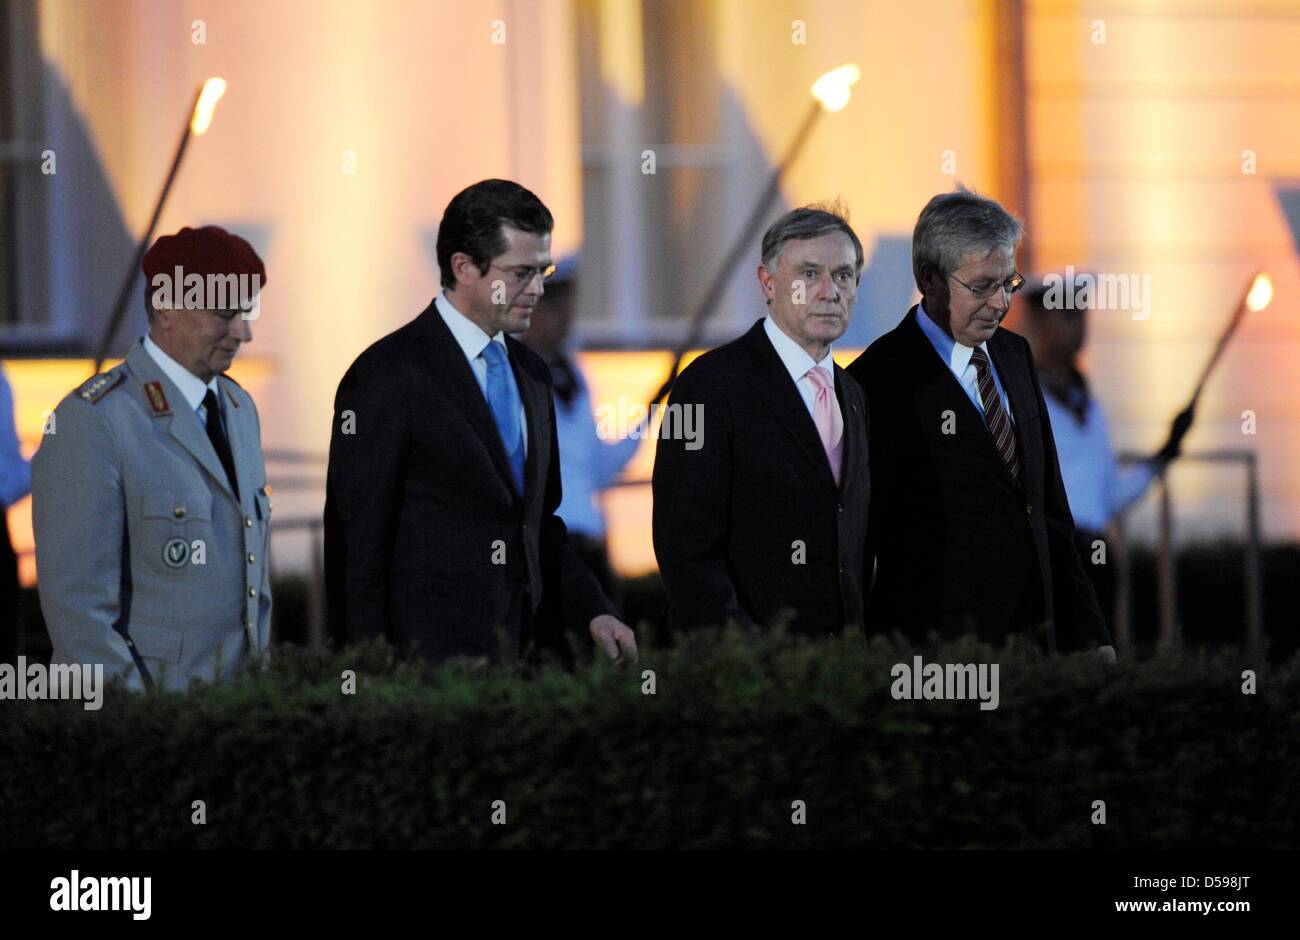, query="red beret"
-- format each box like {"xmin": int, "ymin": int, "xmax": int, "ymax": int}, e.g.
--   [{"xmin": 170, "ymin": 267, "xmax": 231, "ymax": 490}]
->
[{"xmin": 142, "ymin": 225, "xmax": 266, "ymax": 289}]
